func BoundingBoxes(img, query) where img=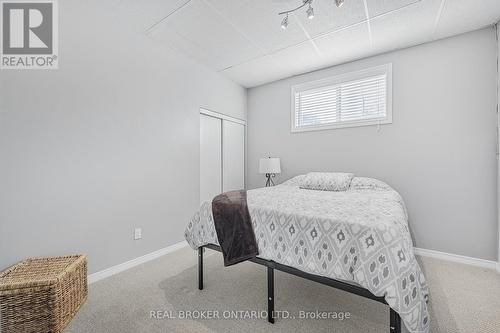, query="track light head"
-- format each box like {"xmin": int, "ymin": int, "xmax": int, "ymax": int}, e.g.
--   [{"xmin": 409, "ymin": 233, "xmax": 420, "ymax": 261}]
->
[
  {"xmin": 306, "ymin": 5, "xmax": 314, "ymax": 19},
  {"xmin": 279, "ymin": 0, "xmax": 342, "ymax": 29},
  {"xmin": 281, "ymin": 15, "xmax": 288, "ymax": 29}
]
